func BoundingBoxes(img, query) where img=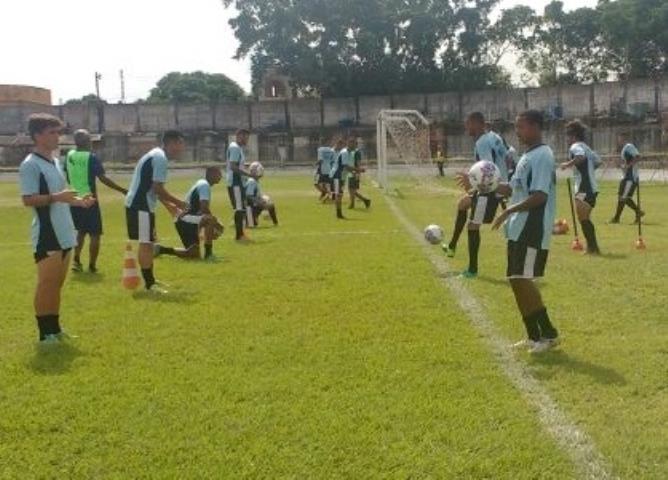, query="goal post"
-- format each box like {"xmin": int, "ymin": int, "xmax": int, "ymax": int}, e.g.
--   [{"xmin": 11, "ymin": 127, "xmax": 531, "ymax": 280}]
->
[{"xmin": 376, "ymin": 109, "xmax": 432, "ymax": 191}]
